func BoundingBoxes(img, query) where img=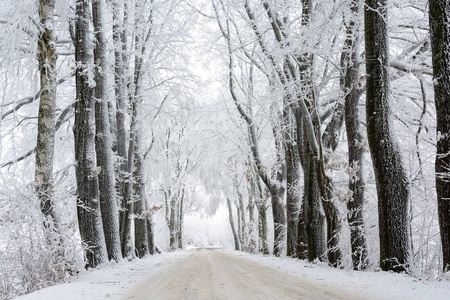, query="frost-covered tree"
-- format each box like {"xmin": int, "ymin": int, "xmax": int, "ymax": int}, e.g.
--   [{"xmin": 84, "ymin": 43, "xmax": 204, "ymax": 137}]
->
[
  {"xmin": 36, "ymin": 0, "xmax": 58, "ymax": 232},
  {"xmin": 343, "ymin": 0, "xmax": 368, "ymax": 270},
  {"xmin": 364, "ymin": 0, "xmax": 411, "ymax": 272},
  {"xmin": 429, "ymin": 0, "xmax": 450, "ymax": 273},
  {"xmin": 91, "ymin": 0, "xmax": 122, "ymax": 263},
  {"xmin": 72, "ymin": 0, "xmax": 108, "ymax": 268}
]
